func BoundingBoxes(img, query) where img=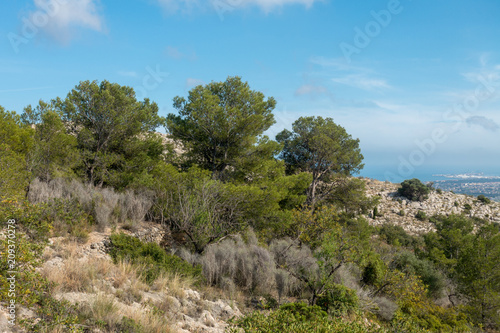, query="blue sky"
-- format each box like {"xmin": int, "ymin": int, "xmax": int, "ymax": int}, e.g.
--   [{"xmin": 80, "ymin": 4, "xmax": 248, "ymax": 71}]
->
[{"xmin": 1, "ymin": 0, "xmax": 500, "ymax": 182}]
